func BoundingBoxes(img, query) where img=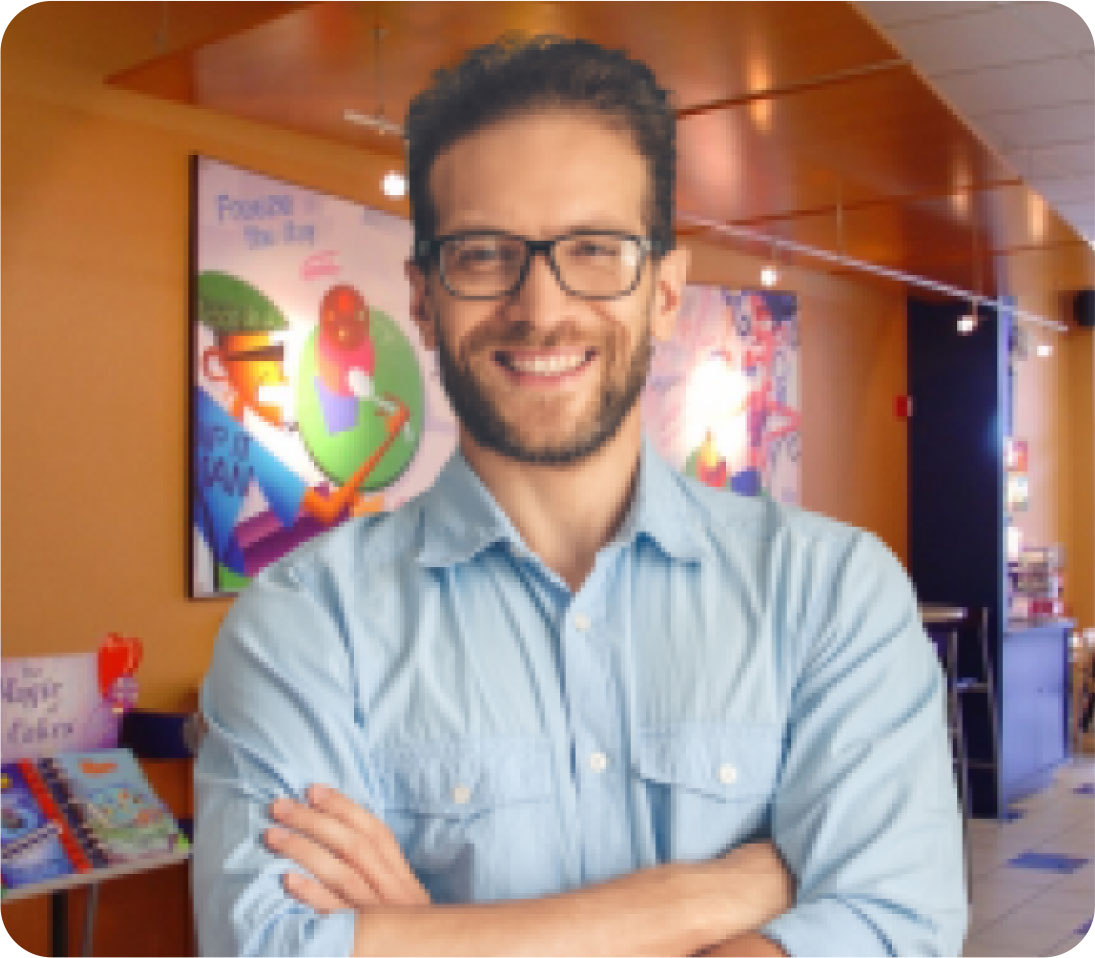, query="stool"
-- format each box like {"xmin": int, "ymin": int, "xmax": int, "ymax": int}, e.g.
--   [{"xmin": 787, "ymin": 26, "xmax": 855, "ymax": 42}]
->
[{"xmin": 920, "ymin": 604, "xmax": 972, "ymax": 897}]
